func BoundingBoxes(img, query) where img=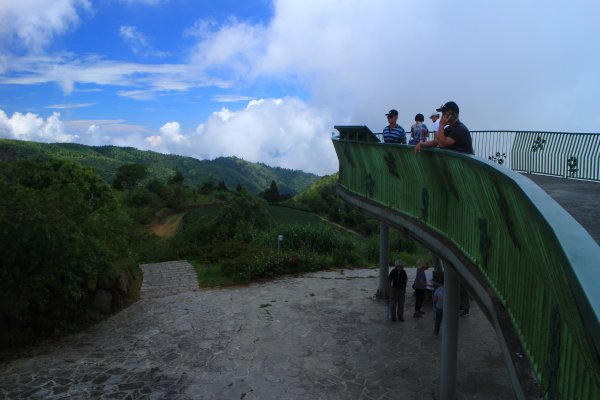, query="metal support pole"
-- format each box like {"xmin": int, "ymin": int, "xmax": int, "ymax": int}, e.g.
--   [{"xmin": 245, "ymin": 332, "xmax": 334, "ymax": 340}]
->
[
  {"xmin": 440, "ymin": 264, "xmax": 459, "ymax": 400},
  {"xmin": 376, "ymin": 223, "xmax": 389, "ymax": 299}
]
